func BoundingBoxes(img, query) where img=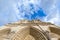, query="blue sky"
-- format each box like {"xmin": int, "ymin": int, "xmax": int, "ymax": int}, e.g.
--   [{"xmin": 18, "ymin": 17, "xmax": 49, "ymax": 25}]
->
[{"xmin": 0, "ymin": 0, "xmax": 60, "ymax": 26}]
